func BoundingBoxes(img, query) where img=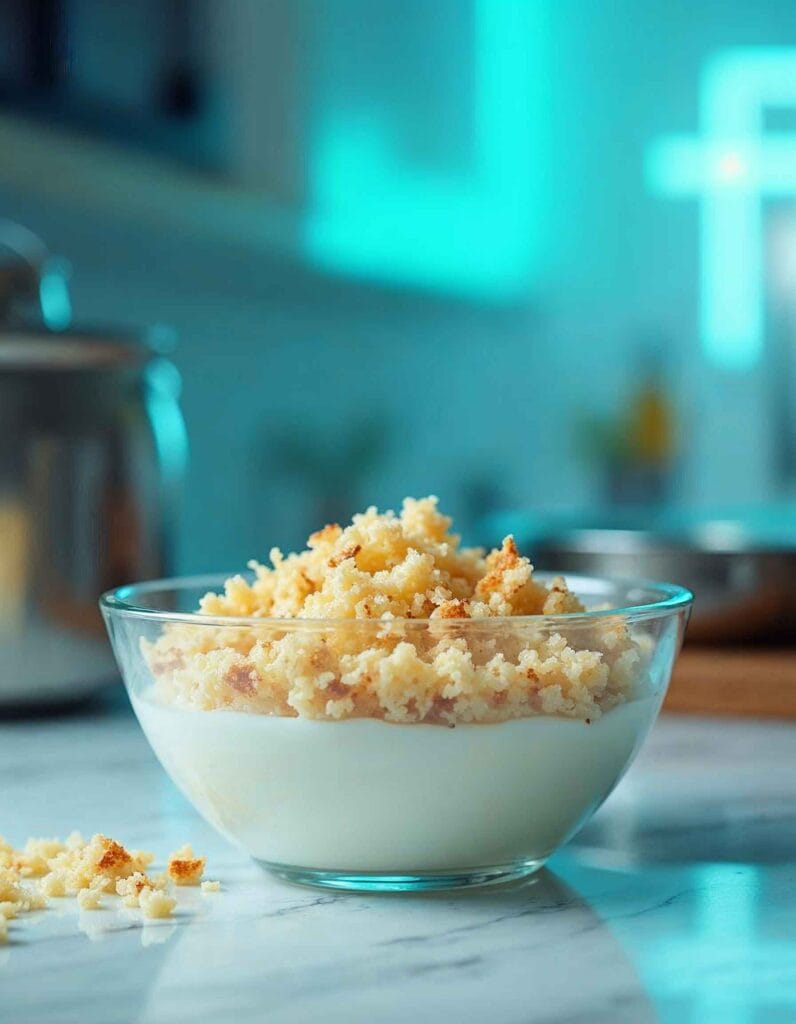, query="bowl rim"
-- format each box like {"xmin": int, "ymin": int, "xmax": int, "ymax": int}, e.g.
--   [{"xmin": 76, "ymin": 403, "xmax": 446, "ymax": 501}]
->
[{"xmin": 100, "ymin": 571, "xmax": 694, "ymax": 627}]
